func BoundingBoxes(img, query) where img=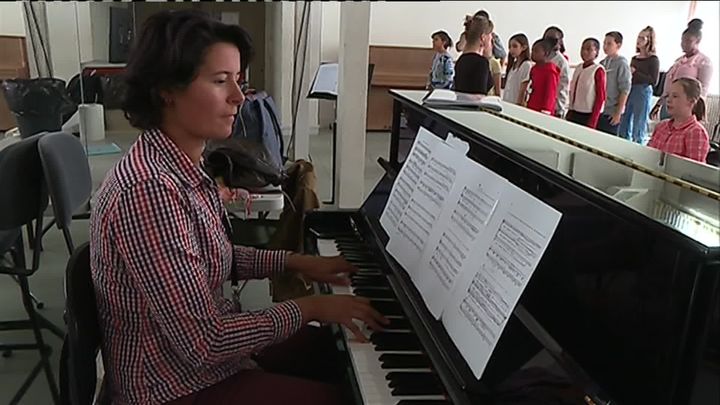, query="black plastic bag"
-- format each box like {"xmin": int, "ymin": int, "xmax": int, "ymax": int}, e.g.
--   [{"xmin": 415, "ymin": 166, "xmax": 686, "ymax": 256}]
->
[
  {"xmin": 0, "ymin": 78, "xmax": 75, "ymax": 137},
  {"xmin": 203, "ymin": 137, "xmax": 285, "ymax": 191}
]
